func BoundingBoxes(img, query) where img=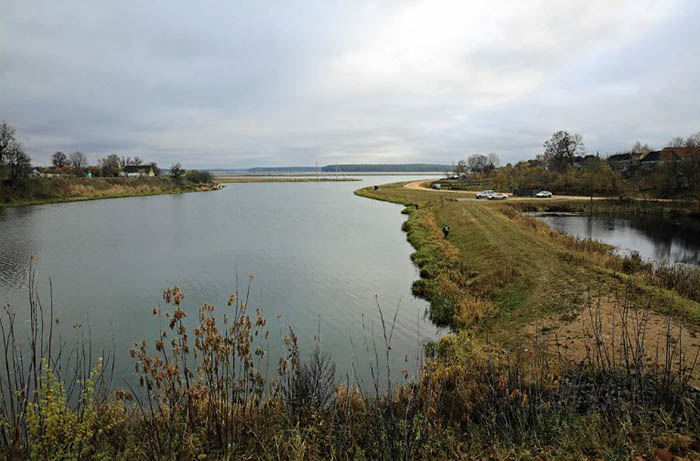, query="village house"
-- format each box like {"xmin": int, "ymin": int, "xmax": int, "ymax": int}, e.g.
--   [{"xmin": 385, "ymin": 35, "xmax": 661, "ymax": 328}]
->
[
  {"xmin": 640, "ymin": 146, "xmax": 700, "ymax": 167},
  {"xmin": 122, "ymin": 165, "xmax": 155, "ymax": 177},
  {"xmin": 607, "ymin": 146, "xmax": 700, "ymax": 176}
]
